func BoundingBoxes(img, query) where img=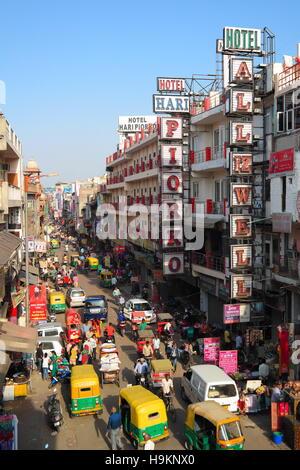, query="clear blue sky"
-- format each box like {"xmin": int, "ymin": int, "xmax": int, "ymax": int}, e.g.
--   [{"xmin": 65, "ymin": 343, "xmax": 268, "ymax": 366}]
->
[{"xmin": 1, "ymin": 0, "xmax": 299, "ymax": 185}]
